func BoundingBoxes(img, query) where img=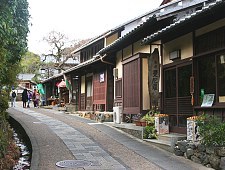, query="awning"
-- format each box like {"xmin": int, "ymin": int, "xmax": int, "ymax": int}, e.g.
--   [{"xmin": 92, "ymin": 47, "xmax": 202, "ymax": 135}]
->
[{"xmin": 37, "ymin": 84, "xmax": 45, "ymax": 94}]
